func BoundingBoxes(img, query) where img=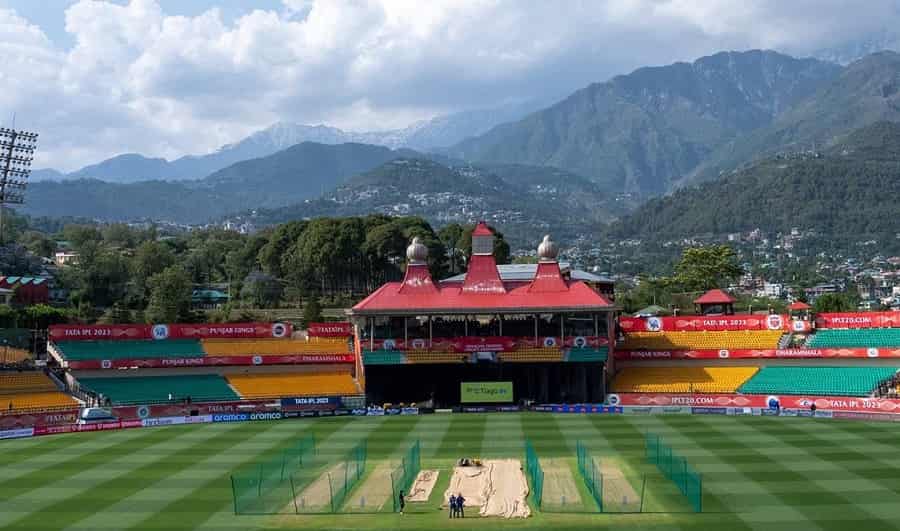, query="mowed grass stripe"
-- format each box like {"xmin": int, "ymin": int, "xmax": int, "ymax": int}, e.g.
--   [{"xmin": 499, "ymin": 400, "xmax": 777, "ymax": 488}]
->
[
  {"xmin": 0, "ymin": 427, "xmax": 155, "ymax": 483},
  {"xmin": 686, "ymin": 416, "xmax": 891, "ymax": 531},
  {"xmin": 63, "ymin": 420, "xmax": 321, "ymax": 531},
  {"xmin": 365, "ymin": 415, "xmax": 422, "ymax": 459},
  {"xmin": 0, "ymin": 423, "xmax": 235, "ymax": 528},
  {"xmin": 484, "ymin": 413, "xmax": 524, "ymax": 458},
  {"xmin": 129, "ymin": 417, "xmax": 374, "ymax": 531},
  {"xmin": 0, "ymin": 425, "xmax": 191, "ymax": 499},
  {"xmin": 434, "ymin": 414, "xmax": 487, "ymax": 459},
  {"xmin": 636, "ymin": 415, "xmax": 768, "ymax": 528},
  {"xmin": 0, "ymin": 430, "xmax": 90, "ymax": 466},
  {"xmin": 749, "ymin": 419, "xmax": 900, "ymax": 523},
  {"xmin": 520, "ymin": 413, "xmax": 566, "ymax": 456},
  {"xmin": 4, "ymin": 421, "xmax": 259, "ymax": 531}
]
